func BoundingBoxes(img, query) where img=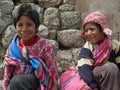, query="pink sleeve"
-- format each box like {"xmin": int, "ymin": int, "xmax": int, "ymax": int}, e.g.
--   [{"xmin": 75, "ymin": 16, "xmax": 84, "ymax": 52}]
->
[{"xmin": 2, "ymin": 65, "xmax": 15, "ymax": 90}]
